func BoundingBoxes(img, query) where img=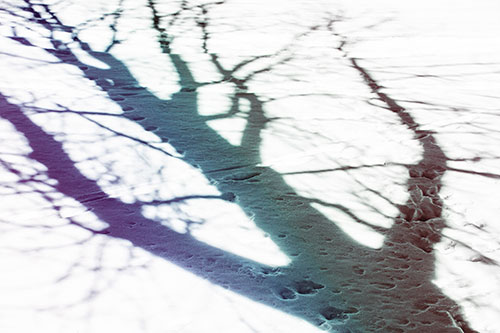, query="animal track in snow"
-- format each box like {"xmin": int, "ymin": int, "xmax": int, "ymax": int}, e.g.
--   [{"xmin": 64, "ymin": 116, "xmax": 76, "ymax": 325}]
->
[
  {"xmin": 278, "ymin": 287, "xmax": 297, "ymax": 300},
  {"xmin": 294, "ymin": 280, "xmax": 325, "ymax": 295},
  {"xmin": 320, "ymin": 306, "xmax": 359, "ymax": 321}
]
